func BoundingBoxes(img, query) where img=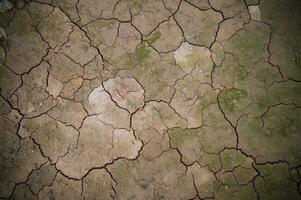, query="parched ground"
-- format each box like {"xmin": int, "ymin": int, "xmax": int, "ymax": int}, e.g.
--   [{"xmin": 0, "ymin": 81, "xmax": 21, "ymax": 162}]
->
[{"xmin": 0, "ymin": 0, "xmax": 300, "ymax": 199}]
